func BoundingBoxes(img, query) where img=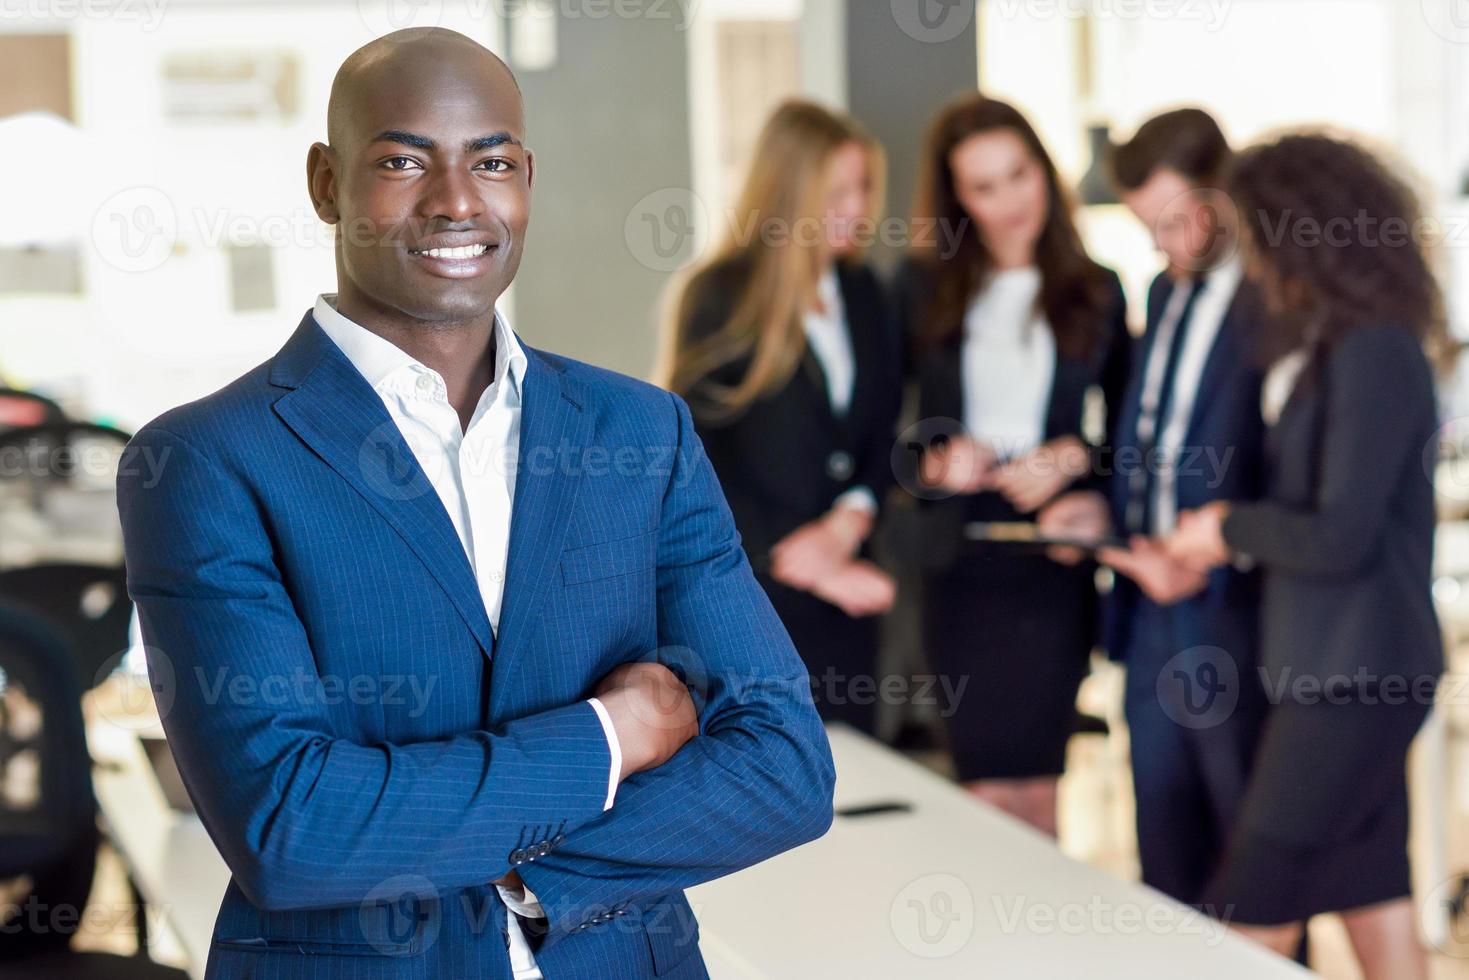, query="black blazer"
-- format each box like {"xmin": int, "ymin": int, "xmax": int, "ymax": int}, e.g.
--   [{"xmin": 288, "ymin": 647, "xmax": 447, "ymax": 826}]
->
[
  {"xmin": 1223, "ymin": 323, "xmax": 1443, "ymax": 689},
  {"xmin": 679, "ymin": 258, "xmax": 903, "ymax": 561},
  {"xmin": 894, "ymin": 260, "xmax": 1132, "ymax": 570}
]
